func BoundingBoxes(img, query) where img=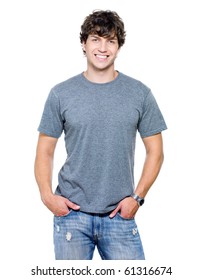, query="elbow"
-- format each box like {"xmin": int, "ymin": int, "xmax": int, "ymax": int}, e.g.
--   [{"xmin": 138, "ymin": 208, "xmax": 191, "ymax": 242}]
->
[
  {"xmin": 161, "ymin": 151, "xmax": 164, "ymax": 164},
  {"xmin": 159, "ymin": 151, "xmax": 164, "ymax": 168}
]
